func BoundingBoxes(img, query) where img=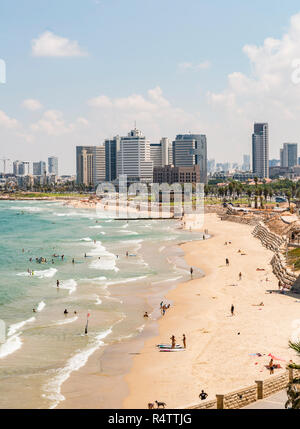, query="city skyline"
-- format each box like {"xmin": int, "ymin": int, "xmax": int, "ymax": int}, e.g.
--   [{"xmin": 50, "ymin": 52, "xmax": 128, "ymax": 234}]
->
[{"xmin": 3, "ymin": 1, "xmax": 300, "ymax": 173}]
